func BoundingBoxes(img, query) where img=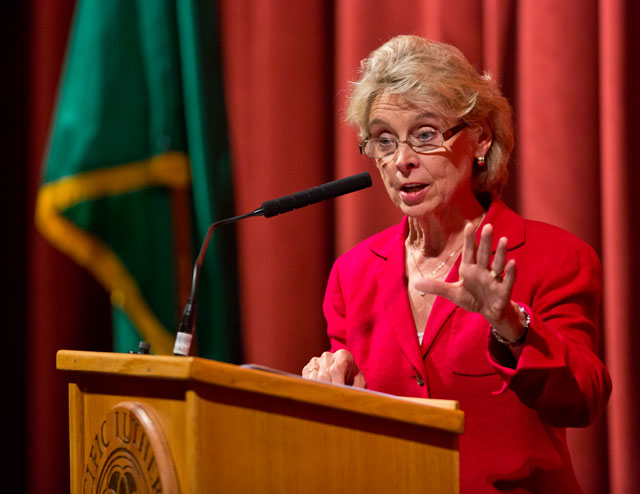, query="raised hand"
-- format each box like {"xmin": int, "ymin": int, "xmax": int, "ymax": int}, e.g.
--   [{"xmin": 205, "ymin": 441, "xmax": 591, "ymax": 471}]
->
[{"xmin": 415, "ymin": 223, "xmax": 524, "ymax": 338}]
